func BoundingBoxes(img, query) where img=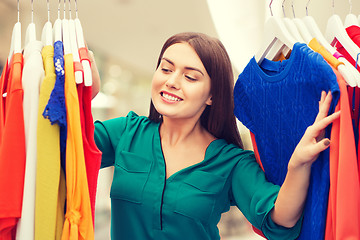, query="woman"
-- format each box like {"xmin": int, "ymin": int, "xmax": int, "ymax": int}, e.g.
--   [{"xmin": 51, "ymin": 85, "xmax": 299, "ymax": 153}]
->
[{"xmin": 91, "ymin": 32, "xmax": 340, "ymax": 239}]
